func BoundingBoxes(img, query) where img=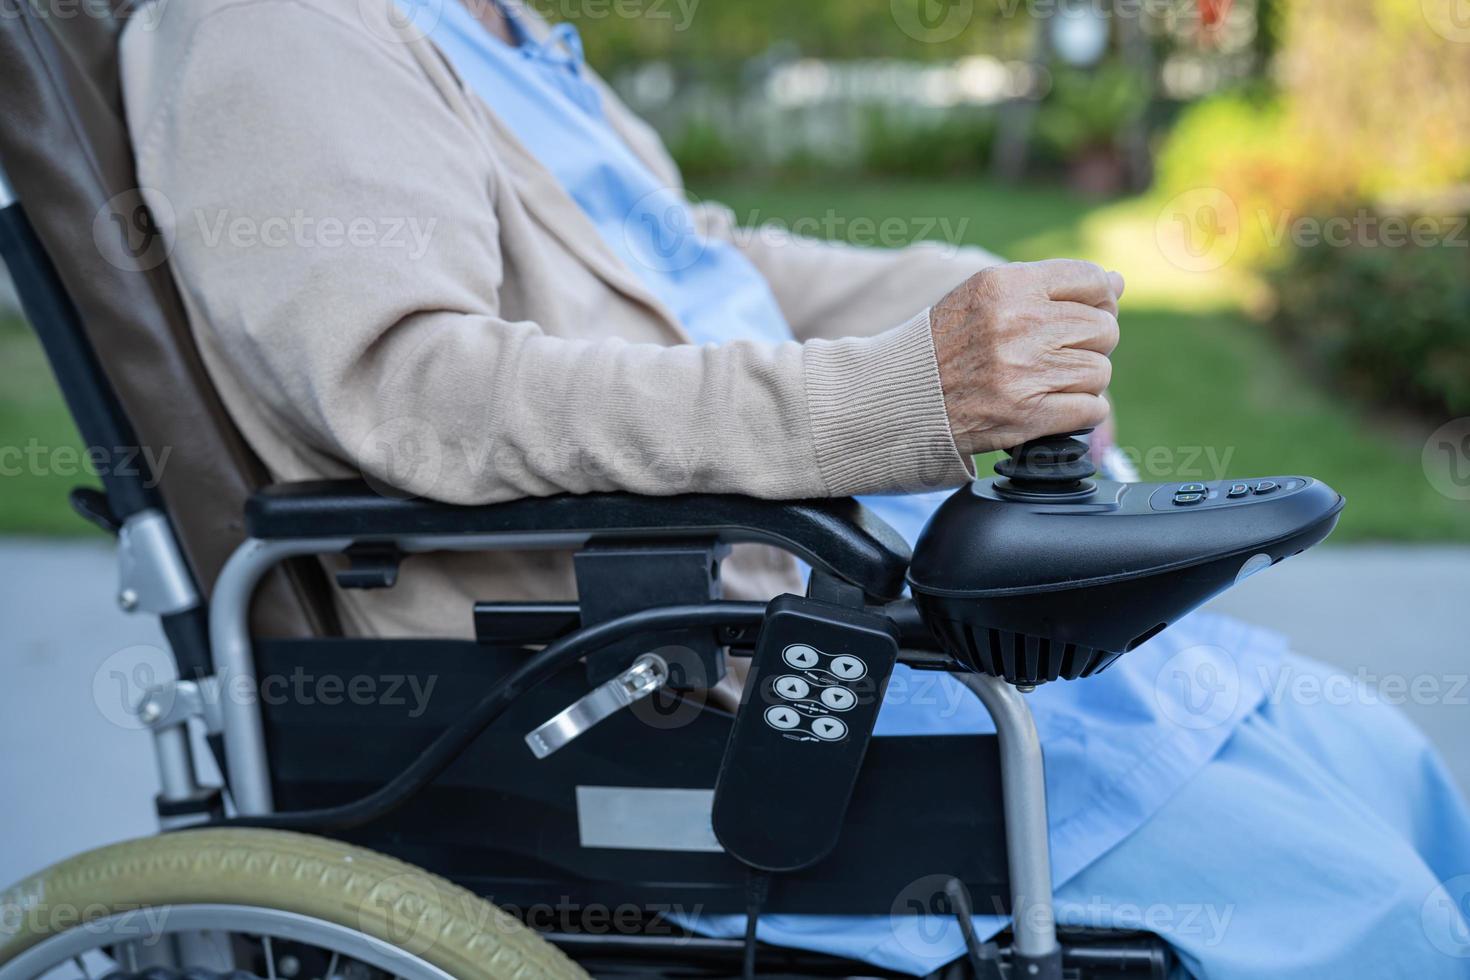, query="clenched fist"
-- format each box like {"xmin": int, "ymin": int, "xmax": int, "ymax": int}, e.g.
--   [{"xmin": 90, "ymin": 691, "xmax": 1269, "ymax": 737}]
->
[{"xmin": 931, "ymin": 259, "xmax": 1123, "ymax": 456}]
